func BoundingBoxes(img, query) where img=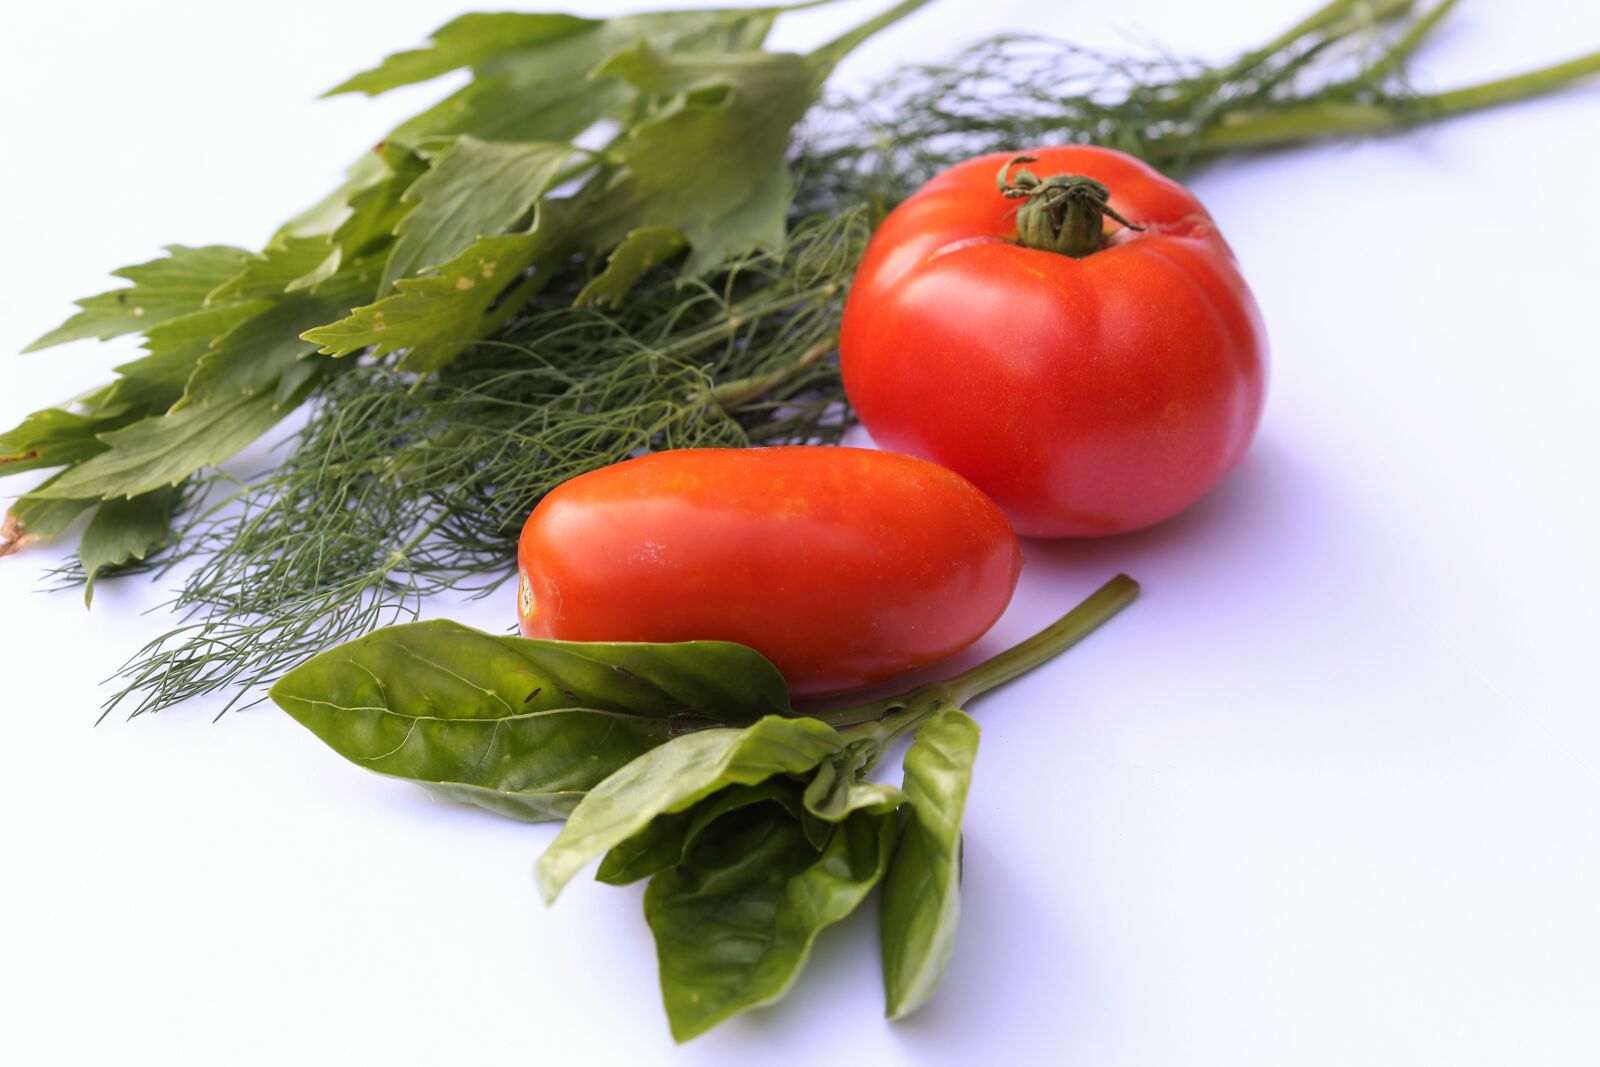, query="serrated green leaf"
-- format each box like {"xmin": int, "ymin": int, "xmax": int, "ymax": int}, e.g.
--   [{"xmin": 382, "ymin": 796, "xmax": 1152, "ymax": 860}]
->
[
  {"xmin": 330, "ymin": 144, "xmax": 430, "ymax": 261},
  {"xmin": 1, "ymin": 476, "xmax": 97, "ymax": 556},
  {"xmin": 575, "ymin": 226, "xmax": 687, "ymax": 306},
  {"xmin": 206, "ymin": 236, "xmax": 337, "ymax": 305},
  {"xmin": 881, "ymin": 708, "xmax": 980, "ymax": 1020},
  {"xmin": 378, "ymin": 9, "xmax": 779, "ymax": 147},
  {"xmin": 99, "ymin": 302, "xmax": 273, "ymax": 414},
  {"xmin": 79, "ymin": 486, "xmax": 179, "ymax": 605},
  {"xmin": 326, "ymin": 13, "xmax": 597, "ymax": 96},
  {"xmin": 647, "ymin": 808, "xmax": 897, "ymax": 1042},
  {"xmin": 585, "ymin": 43, "xmax": 812, "ymax": 274},
  {"xmin": 0, "ymin": 406, "xmax": 129, "ymax": 476},
  {"xmin": 24, "ymin": 245, "xmax": 251, "ymax": 352},
  {"xmin": 302, "ymin": 230, "xmax": 546, "ymax": 371},
  {"xmin": 29, "ymin": 387, "xmax": 310, "ymax": 501},
  {"xmin": 269, "ymin": 619, "xmax": 792, "ymax": 822},
  {"xmin": 536, "ymin": 715, "xmax": 844, "ymax": 903},
  {"xmin": 181, "ymin": 258, "xmax": 373, "ymax": 409},
  {"xmin": 383, "ymin": 137, "xmax": 573, "ymax": 291}
]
